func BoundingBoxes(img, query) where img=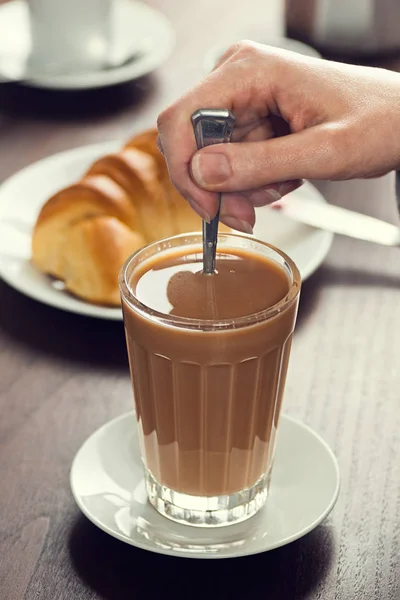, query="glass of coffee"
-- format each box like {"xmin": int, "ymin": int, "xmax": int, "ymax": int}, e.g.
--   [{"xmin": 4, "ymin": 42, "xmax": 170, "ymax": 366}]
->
[{"xmin": 119, "ymin": 233, "xmax": 301, "ymax": 527}]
